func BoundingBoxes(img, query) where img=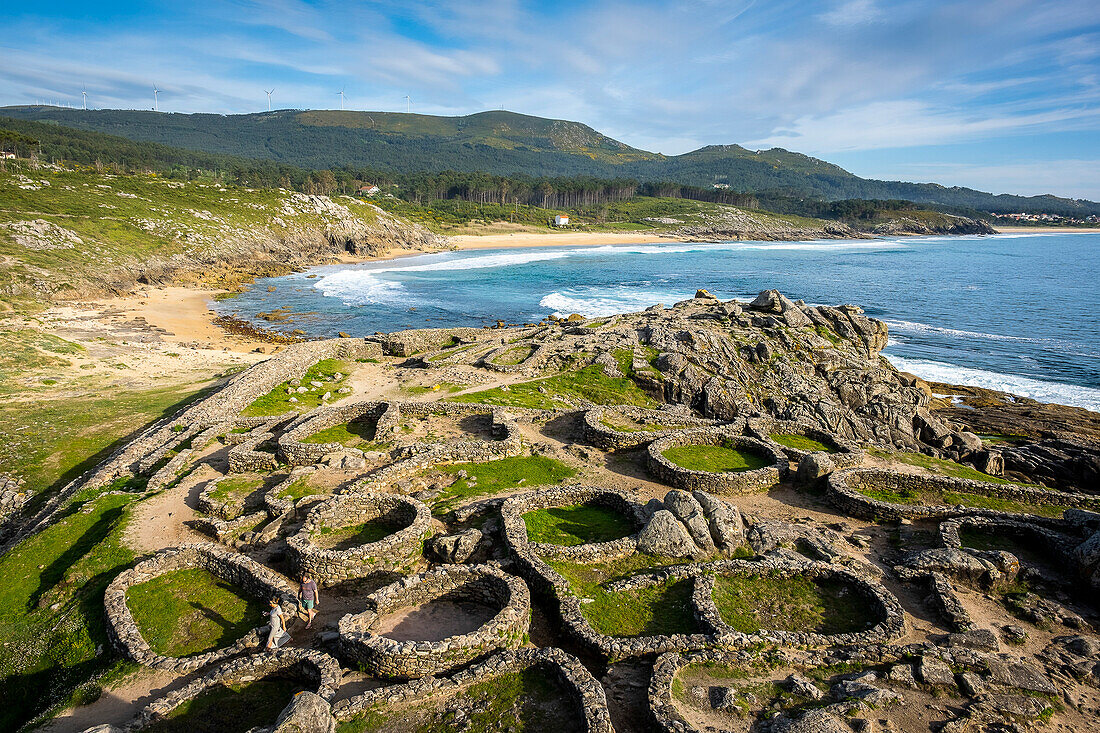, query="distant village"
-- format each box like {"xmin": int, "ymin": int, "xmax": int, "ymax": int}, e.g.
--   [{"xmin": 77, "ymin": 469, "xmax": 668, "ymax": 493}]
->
[{"xmin": 990, "ymin": 211, "xmax": 1100, "ymax": 226}]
